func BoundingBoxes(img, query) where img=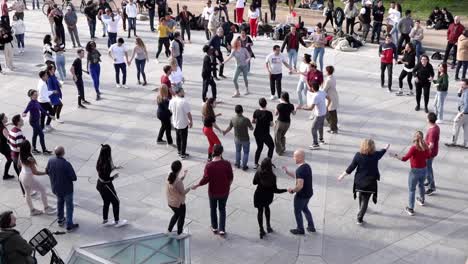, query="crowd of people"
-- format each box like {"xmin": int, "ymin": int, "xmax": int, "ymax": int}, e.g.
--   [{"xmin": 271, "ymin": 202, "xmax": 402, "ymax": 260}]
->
[{"xmin": 0, "ymin": 0, "xmax": 468, "ymax": 262}]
